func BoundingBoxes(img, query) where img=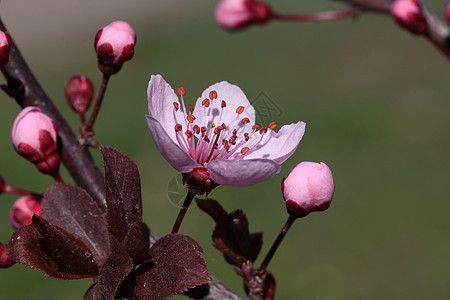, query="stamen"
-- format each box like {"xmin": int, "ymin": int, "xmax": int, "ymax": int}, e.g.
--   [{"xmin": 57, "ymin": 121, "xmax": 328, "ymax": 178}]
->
[
  {"xmin": 252, "ymin": 124, "xmax": 261, "ymax": 130},
  {"xmin": 189, "ymin": 104, "xmax": 194, "ymax": 113},
  {"xmin": 236, "ymin": 106, "xmax": 244, "ymax": 114},
  {"xmin": 193, "ymin": 125, "xmax": 200, "ymax": 134},
  {"xmin": 221, "ymin": 123, "xmax": 227, "ymax": 129},
  {"xmin": 187, "ymin": 115, "xmax": 196, "ymax": 123},
  {"xmin": 241, "ymin": 147, "xmax": 250, "ymax": 155},
  {"xmin": 244, "ymin": 133, "xmax": 249, "ymax": 141},
  {"xmin": 201, "ymin": 126, "xmax": 206, "ymax": 137},
  {"xmin": 221, "ymin": 100, "xmax": 226, "ymax": 108},
  {"xmin": 210, "ymin": 123, "xmax": 216, "ymax": 128},
  {"xmin": 209, "ymin": 90, "xmax": 218, "ymax": 100},
  {"xmin": 175, "ymin": 124, "xmax": 183, "ymax": 132},
  {"xmin": 269, "ymin": 122, "xmax": 277, "ymax": 129},
  {"xmin": 173, "ymin": 102, "xmax": 179, "ymax": 111},
  {"xmin": 203, "ymin": 136, "xmax": 210, "ymax": 143},
  {"xmin": 241, "ymin": 118, "xmax": 250, "ymax": 125},
  {"xmin": 177, "ymin": 87, "xmax": 186, "ymax": 97},
  {"xmin": 222, "ymin": 140, "xmax": 230, "ymax": 151},
  {"xmin": 202, "ymin": 99, "xmax": 210, "ymax": 107},
  {"xmin": 260, "ymin": 127, "xmax": 268, "ymax": 135},
  {"xmin": 185, "ymin": 130, "xmax": 193, "ymax": 138}
]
